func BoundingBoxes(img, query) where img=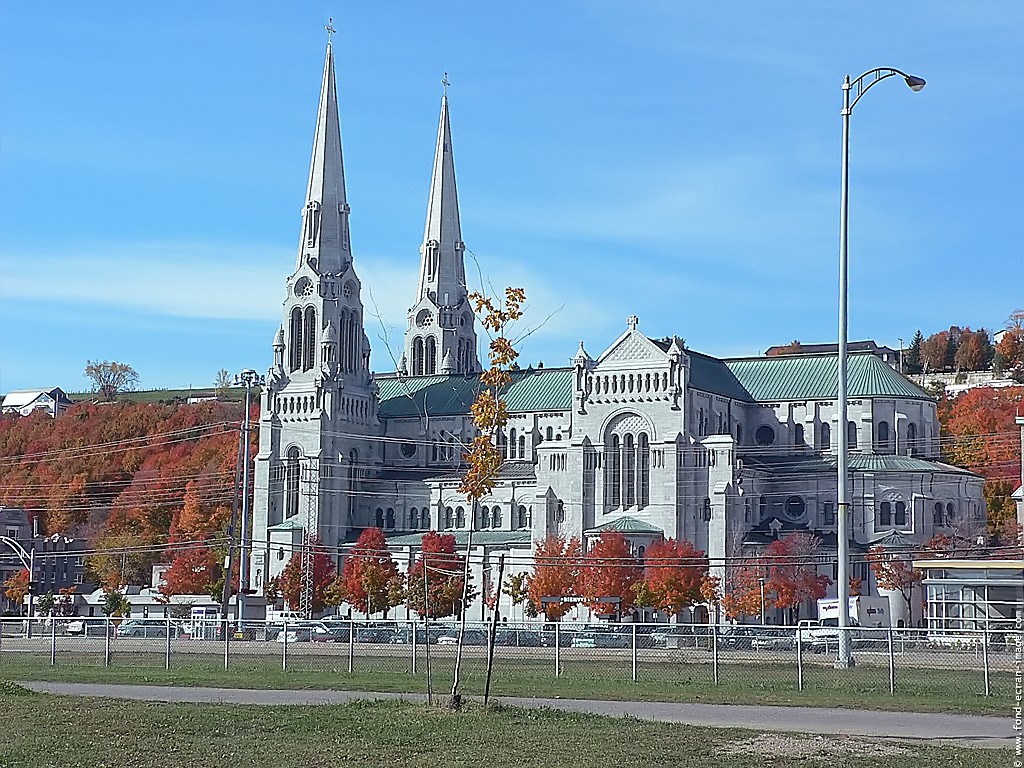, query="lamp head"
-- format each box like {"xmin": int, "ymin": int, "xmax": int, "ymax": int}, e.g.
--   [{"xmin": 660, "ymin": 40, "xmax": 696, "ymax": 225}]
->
[{"xmin": 904, "ymin": 75, "xmax": 926, "ymax": 92}]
